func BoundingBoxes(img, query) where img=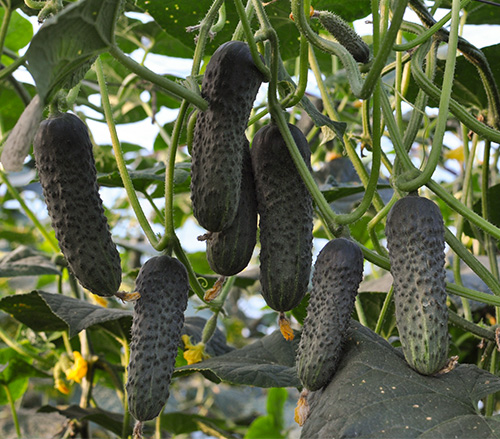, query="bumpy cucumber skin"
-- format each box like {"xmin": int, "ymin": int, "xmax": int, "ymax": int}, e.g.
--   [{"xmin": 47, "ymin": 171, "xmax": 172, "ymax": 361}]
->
[
  {"xmin": 386, "ymin": 195, "xmax": 449, "ymax": 375},
  {"xmin": 126, "ymin": 255, "xmax": 189, "ymax": 422},
  {"xmin": 190, "ymin": 41, "xmax": 266, "ymax": 232},
  {"xmin": 296, "ymin": 238, "xmax": 363, "ymax": 391},
  {"xmin": 251, "ymin": 123, "xmax": 313, "ymax": 312},
  {"xmin": 206, "ymin": 143, "xmax": 257, "ymax": 276},
  {"xmin": 33, "ymin": 113, "xmax": 121, "ymax": 297},
  {"xmin": 317, "ymin": 11, "xmax": 370, "ymax": 64}
]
